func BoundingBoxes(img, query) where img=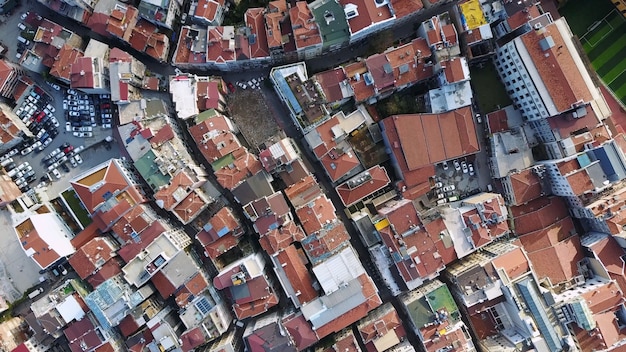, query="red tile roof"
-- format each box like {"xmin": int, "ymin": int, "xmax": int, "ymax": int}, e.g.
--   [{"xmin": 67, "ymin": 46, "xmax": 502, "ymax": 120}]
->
[
  {"xmin": 65, "ymin": 318, "xmax": 105, "ymax": 352},
  {"xmin": 520, "ymin": 21, "xmax": 593, "ymax": 112},
  {"xmin": 214, "ymin": 147, "xmax": 263, "ymax": 190},
  {"xmin": 68, "ymin": 237, "xmax": 117, "ymax": 280},
  {"xmin": 245, "ymin": 8, "xmax": 270, "ymax": 58},
  {"xmin": 314, "ymin": 68, "xmax": 348, "ymax": 103},
  {"xmin": 259, "ymin": 221, "xmax": 306, "ymax": 255},
  {"xmin": 50, "ymin": 45, "xmax": 83, "ymax": 82},
  {"xmin": 314, "ymin": 274, "xmax": 382, "ymax": 338},
  {"xmin": 382, "ymin": 106, "xmax": 479, "ymax": 172},
  {"xmin": 87, "ymin": 258, "xmax": 123, "ymax": 288},
  {"xmin": 196, "ymin": 207, "xmax": 242, "ymax": 245},
  {"xmin": 507, "ymin": 4, "xmax": 541, "ymax": 31},
  {"xmin": 509, "ymin": 168, "xmax": 544, "ymax": 205},
  {"xmin": 441, "ymin": 57, "xmax": 468, "ymax": 83},
  {"xmin": 117, "ymin": 220, "xmax": 166, "ymax": 262},
  {"xmin": 284, "ymin": 174, "xmax": 323, "ymax": 208},
  {"xmin": 277, "ymin": 245, "xmax": 318, "ymax": 304},
  {"xmin": 339, "ymin": 0, "xmax": 393, "ymax": 35},
  {"xmin": 295, "ymin": 194, "xmax": 337, "ymax": 235},
  {"xmin": 490, "ymin": 245, "xmax": 530, "ymax": 281},
  {"xmin": 588, "ymin": 235, "xmax": 626, "ymax": 295},
  {"xmin": 151, "ymin": 270, "xmax": 178, "ymax": 299},
  {"xmin": 106, "ymin": 5, "xmax": 138, "ymax": 41},
  {"xmin": 290, "ymin": 2, "xmax": 322, "ymax": 50},
  {"xmin": 511, "ymin": 196, "xmax": 570, "ymax": 235},
  {"xmin": 154, "ymin": 171, "xmax": 194, "ymax": 210},
  {"xmin": 302, "ymin": 222, "xmax": 350, "ymax": 262},
  {"xmin": 172, "ymin": 190, "xmax": 207, "ymax": 224},
  {"xmin": 70, "ymin": 57, "xmax": 95, "ymax": 89},
  {"xmin": 202, "ymin": 232, "xmax": 239, "ymax": 259},
  {"xmin": 336, "ymin": 166, "xmax": 390, "ymax": 206},
  {"xmin": 282, "ymin": 313, "xmax": 319, "ymax": 350},
  {"xmin": 358, "ymin": 304, "xmax": 403, "ymax": 348},
  {"xmin": 391, "ymin": 0, "xmax": 424, "ymax": 19},
  {"xmin": 486, "ymin": 109, "xmax": 509, "ymax": 133},
  {"xmin": 206, "ymin": 26, "xmax": 236, "ymax": 63},
  {"xmin": 195, "ymin": 0, "xmax": 225, "ymax": 22}
]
